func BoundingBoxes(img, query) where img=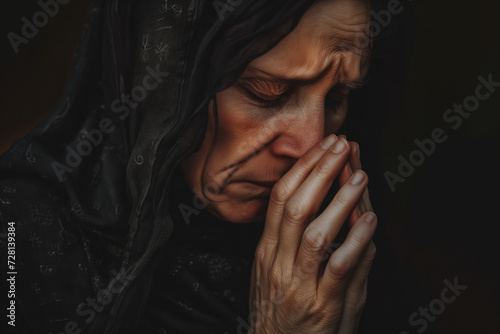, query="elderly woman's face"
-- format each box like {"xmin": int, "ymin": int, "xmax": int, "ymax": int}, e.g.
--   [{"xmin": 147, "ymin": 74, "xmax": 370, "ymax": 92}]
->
[{"xmin": 181, "ymin": 0, "xmax": 371, "ymax": 223}]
